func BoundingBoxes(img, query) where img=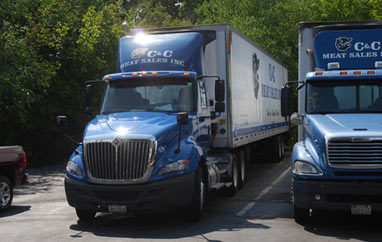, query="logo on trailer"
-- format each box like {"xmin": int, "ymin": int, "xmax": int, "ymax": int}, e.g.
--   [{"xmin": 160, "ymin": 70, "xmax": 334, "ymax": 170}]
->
[
  {"xmin": 335, "ymin": 37, "xmax": 352, "ymax": 51},
  {"xmin": 131, "ymin": 48, "xmax": 148, "ymax": 59},
  {"xmin": 252, "ymin": 52, "xmax": 260, "ymax": 99}
]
